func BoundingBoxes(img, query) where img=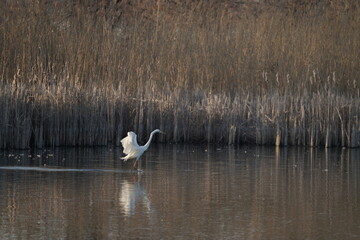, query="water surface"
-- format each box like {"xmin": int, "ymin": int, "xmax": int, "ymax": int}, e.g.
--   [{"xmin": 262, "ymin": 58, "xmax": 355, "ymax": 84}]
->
[{"xmin": 0, "ymin": 145, "xmax": 359, "ymax": 239}]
